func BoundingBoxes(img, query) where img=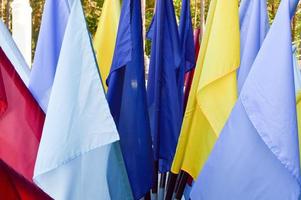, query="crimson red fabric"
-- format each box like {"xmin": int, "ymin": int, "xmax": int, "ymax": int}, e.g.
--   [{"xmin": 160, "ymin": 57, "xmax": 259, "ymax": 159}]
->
[
  {"xmin": 183, "ymin": 29, "xmax": 201, "ymax": 110},
  {"xmin": 0, "ymin": 48, "xmax": 51, "ymax": 199}
]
